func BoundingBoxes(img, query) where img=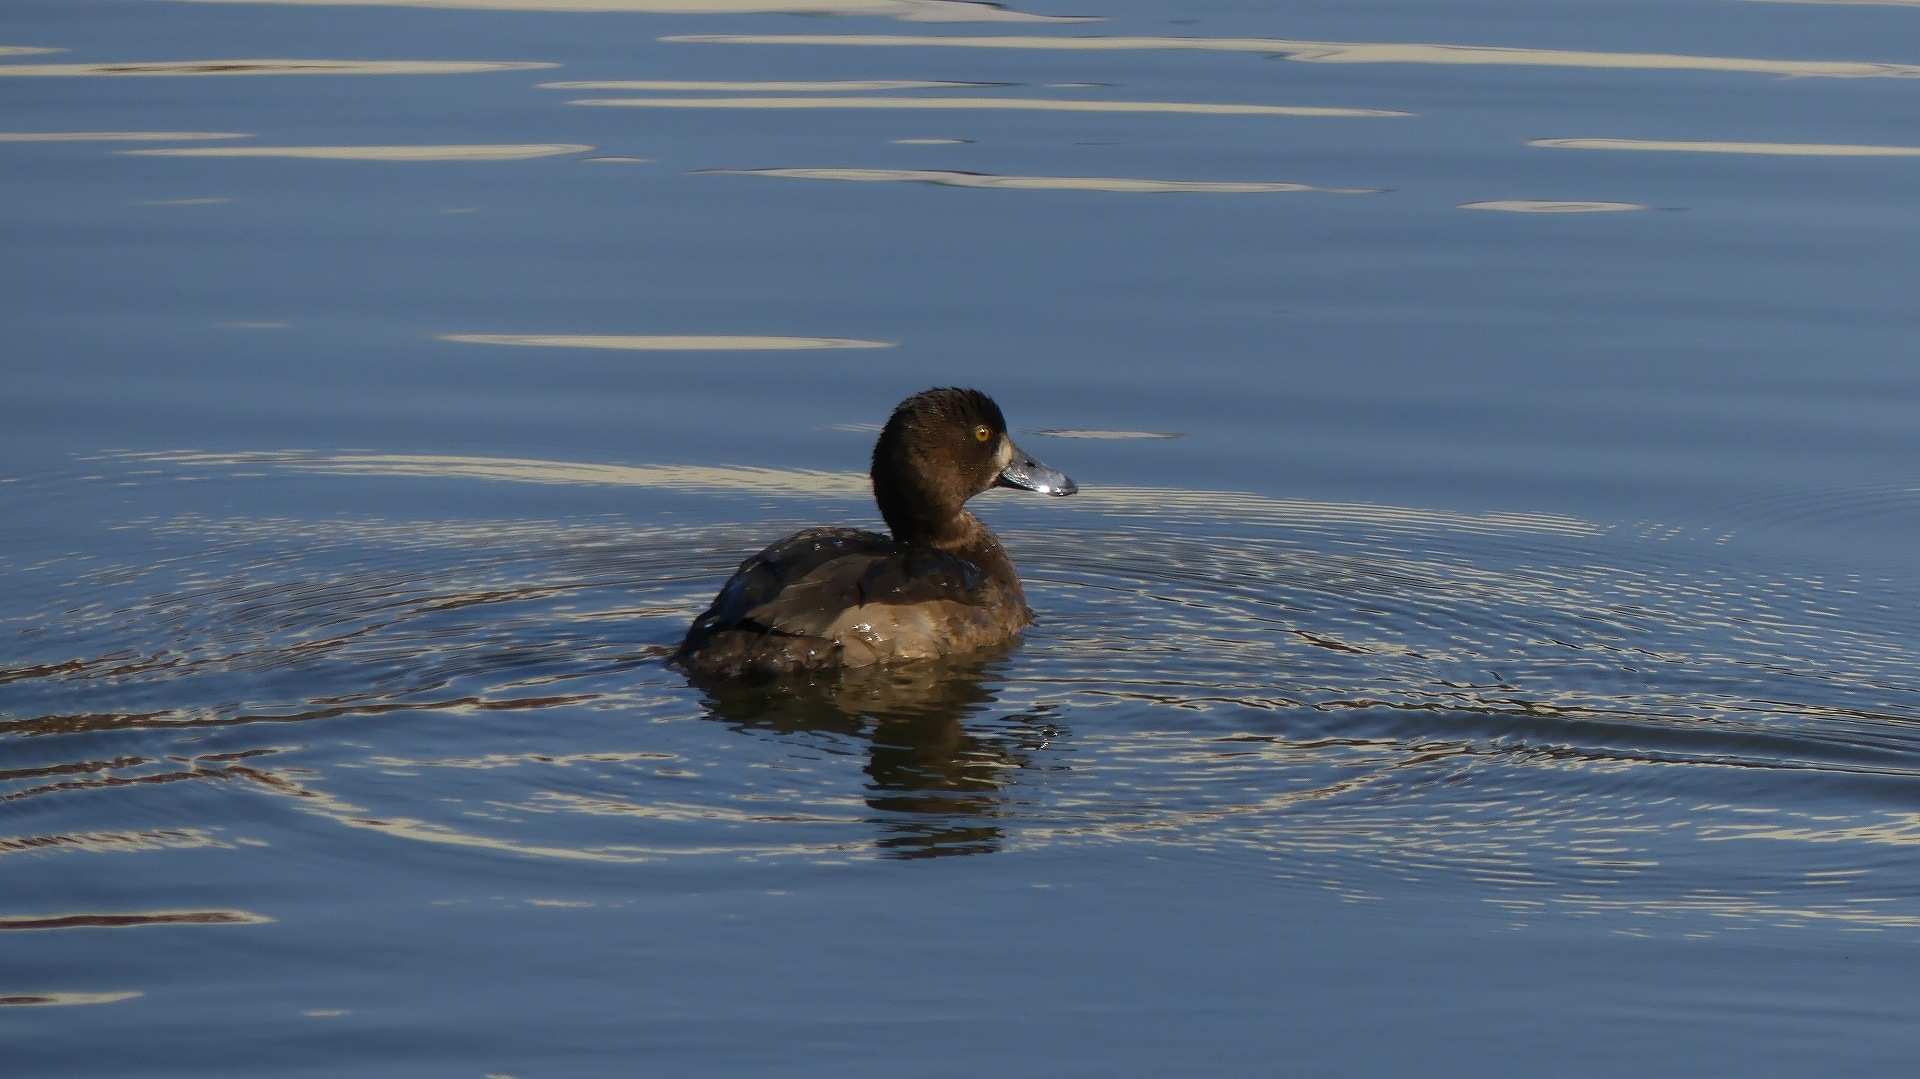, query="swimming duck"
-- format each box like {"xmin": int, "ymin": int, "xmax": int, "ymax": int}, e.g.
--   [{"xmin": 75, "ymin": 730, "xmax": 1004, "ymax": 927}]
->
[{"xmin": 674, "ymin": 387, "xmax": 1077, "ymax": 680}]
